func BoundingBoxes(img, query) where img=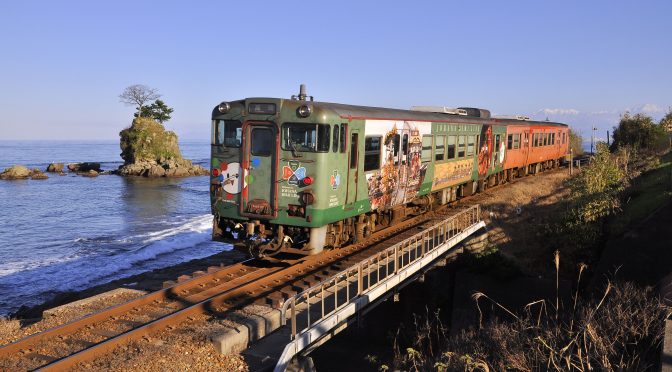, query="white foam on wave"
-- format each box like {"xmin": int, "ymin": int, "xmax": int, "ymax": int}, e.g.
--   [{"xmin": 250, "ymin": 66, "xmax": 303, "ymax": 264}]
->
[{"xmin": 0, "ymin": 214, "xmax": 232, "ymax": 315}]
